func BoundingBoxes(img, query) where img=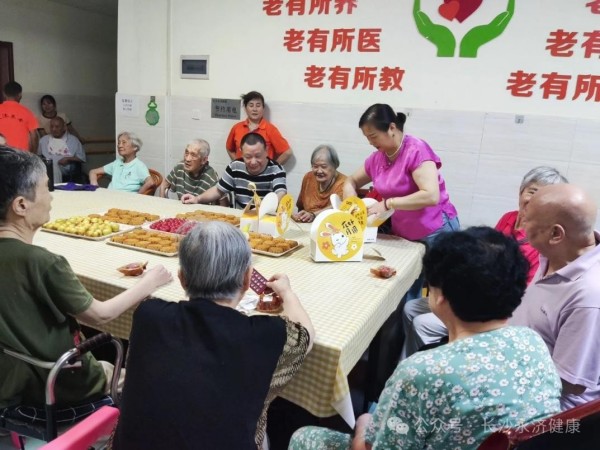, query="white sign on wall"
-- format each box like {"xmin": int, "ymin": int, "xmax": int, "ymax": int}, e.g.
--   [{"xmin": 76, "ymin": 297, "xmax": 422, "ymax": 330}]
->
[{"xmin": 116, "ymin": 94, "xmax": 139, "ymax": 117}]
